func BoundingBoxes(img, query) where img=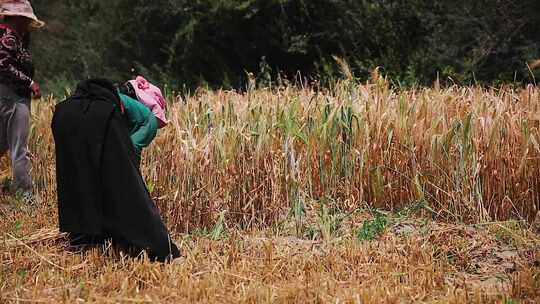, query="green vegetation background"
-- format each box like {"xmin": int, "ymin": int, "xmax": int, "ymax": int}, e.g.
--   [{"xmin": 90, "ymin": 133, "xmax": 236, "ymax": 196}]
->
[{"xmin": 32, "ymin": 0, "xmax": 540, "ymax": 92}]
